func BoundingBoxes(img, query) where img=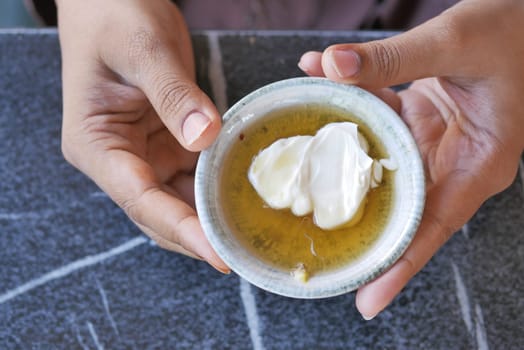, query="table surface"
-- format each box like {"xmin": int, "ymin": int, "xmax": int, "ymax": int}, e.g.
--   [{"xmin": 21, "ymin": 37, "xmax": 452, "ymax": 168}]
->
[{"xmin": 0, "ymin": 29, "xmax": 523, "ymax": 350}]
